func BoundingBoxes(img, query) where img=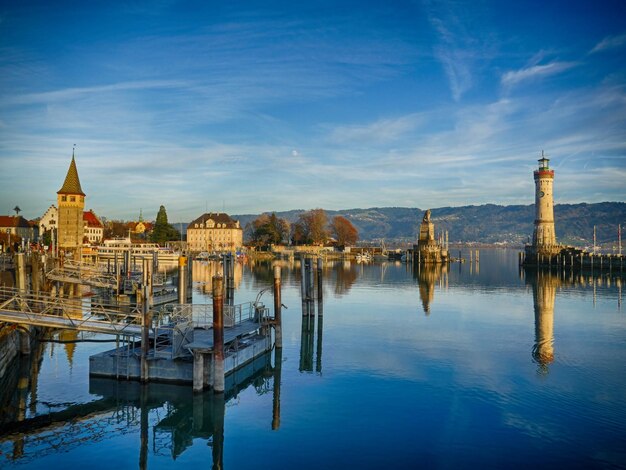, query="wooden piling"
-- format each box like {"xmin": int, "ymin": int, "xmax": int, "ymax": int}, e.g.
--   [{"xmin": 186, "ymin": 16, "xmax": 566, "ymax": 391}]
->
[
  {"xmin": 212, "ymin": 275, "xmax": 225, "ymax": 393},
  {"xmin": 273, "ymin": 265, "xmax": 282, "ymax": 349}
]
